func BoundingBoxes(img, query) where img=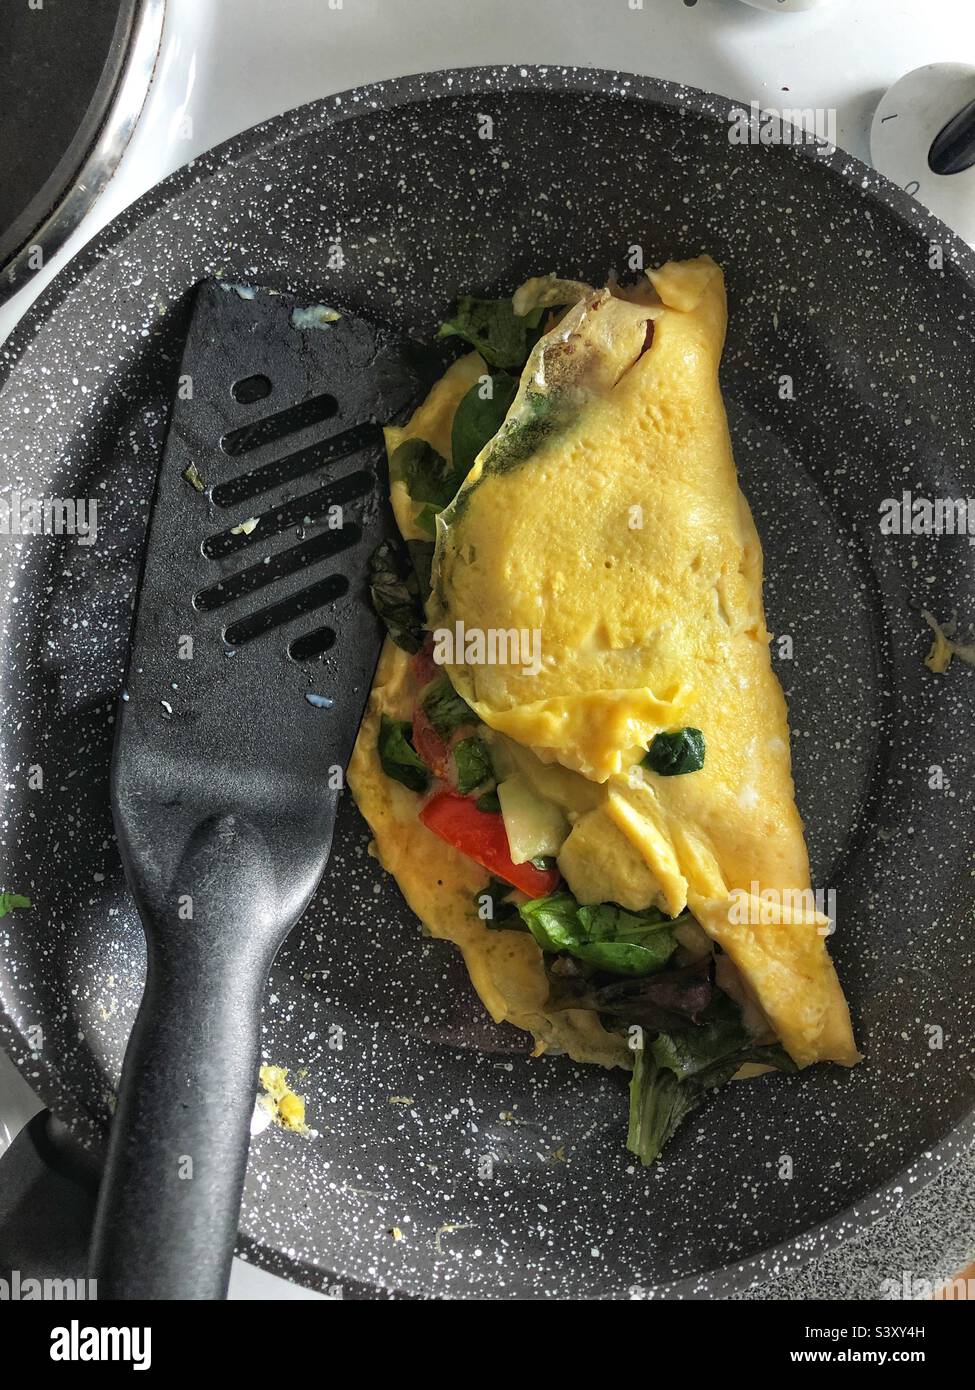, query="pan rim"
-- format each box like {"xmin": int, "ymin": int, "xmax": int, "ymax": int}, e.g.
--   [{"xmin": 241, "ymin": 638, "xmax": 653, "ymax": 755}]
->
[
  {"xmin": 2, "ymin": 62, "xmax": 974, "ymax": 1300},
  {"xmin": 3, "ymin": 62, "xmax": 974, "ymax": 381}
]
